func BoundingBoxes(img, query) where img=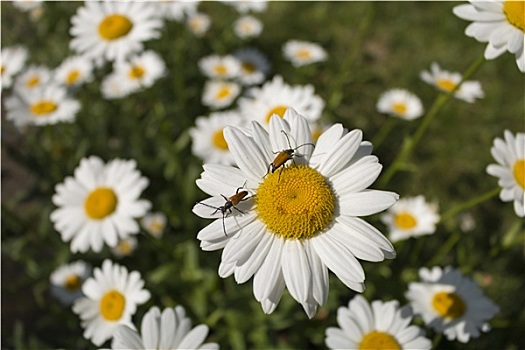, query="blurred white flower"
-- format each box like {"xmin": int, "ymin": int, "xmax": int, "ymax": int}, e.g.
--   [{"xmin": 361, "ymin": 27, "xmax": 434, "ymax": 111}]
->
[
  {"xmin": 1, "ymin": 46, "xmax": 28, "ymax": 90},
  {"xmin": 156, "ymin": 0, "xmax": 200, "ymax": 22},
  {"xmin": 233, "ymin": 15, "xmax": 263, "ymax": 39},
  {"xmin": 222, "ymin": 0, "xmax": 267, "ymax": 14},
  {"xmin": 186, "ymin": 12, "xmax": 211, "ymax": 37},
  {"xmin": 202, "ymin": 80, "xmax": 241, "ymax": 109},
  {"xmin": 111, "ymin": 236, "xmax": 138, "ymax": 258},
  {"xmin": 140, "ymin": 212, "xmax": 168, "ymax": 238},
  {"xmin": 14, "ymin": 65, "xmax": 51, "ymax": 94},
  {"xmin": 283, "ymin": 40, "xmax": 327, "ymax": 67},
  {"xmin": 376, "ymin": 88, "xmax": 424, "ymax": 120},
  {"xmin": 198, "ymin": 54, "xmax": 242, "ymax": 80},
  {"xmin": 54, "ymin": 56, "xmax": 93, "ymax": 87},
  {"xmin": 233, "ymin": 48, "xmax": 270, "ymax": 86},
  {"xmin": 50, "ymin": 260, "xmax": 91, "ymax": 306},
  {"xmin": 12, "ymin": 0, "xmax": 43, "ymax": 12}
]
